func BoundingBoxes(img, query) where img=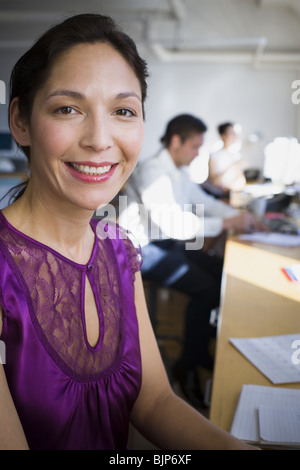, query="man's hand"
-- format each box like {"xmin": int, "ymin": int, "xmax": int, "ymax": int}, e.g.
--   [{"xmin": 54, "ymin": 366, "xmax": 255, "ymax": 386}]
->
[{"xmin": 223, "ymin": 211, "xmax": 269, "ymax": 233}]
